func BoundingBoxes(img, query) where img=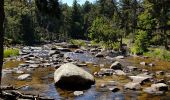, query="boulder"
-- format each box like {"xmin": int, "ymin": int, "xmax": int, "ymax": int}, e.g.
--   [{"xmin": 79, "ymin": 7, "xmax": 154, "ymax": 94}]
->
[
  {"xmin": 57, "ymin": 48, "xmax": 71, "ymax": 52},
  {"xmin": 124, "ymin": 82, "xmax": 141, "ymax": 90},
  {"xmin": 140, "ymin": 62, "xmax": 147, "ymax": 66},
  {"xmin": 115, "ymin": 56, "xmax": 124, "ymax": 59},
  {"xmin": 18, "ymin": 74, "xmax": 31, "ymax": 80},
  {"xmin": 151, "ymin": 83, "xmax": 168, "ymax": 91},
  {"xmin": 29, "ymin": 64, "xmax": 39, "ymax": 68},
  {"xmin": 143, "ymin": 83, "xmax": 168, "ymax": 95},
  {"xmin": 109, "ymin": 86, "xmax": 120, "ymax": 92},
  {"xmin": 114, "ymin": 70, "xmax": 126, "ymax": 76},
  {"xmin": 156, "ymin": 71, "xmax": 165, "ymax": 76},
  {"xmin": 110, "ymin": 61, "xmax": 122, "ymax": 70},
  {"xmin": 149, "ymin": 63, "xmax": 155, "ymax": 67},
  {"xmin": 48, "ymin": 50, "xmax": 60, "ymax": 56},
  {"xmin": 129, "ymin": 75, "xmax": 152, "ymax": 84},
  {"xmin": 74, "ymin": 49, "xmax": 84, "ymax": 53},
  {"xmin": 54, "ymin": 63, "xmax": 95, "ymax": 90},
  {"xmin": 143, "ymin": 87, "xmax": 163, "ymax": 95},
  {"xmin": 126, "ymin": 66, "xmax": 138, "ymax": 72},
  {"xmin": 95, "ymin": 52, "xmax": 104, "ymax": 58},
  {"xmin": 98, "ymin": 68, "xmax": 114, "ymax": 76}
]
